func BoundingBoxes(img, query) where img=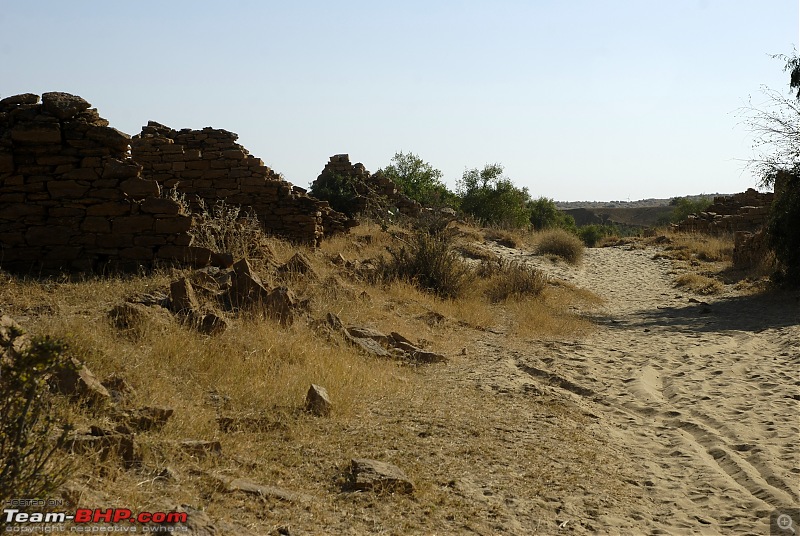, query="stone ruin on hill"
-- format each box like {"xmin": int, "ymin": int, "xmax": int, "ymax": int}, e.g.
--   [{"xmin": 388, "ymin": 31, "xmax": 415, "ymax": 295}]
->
[
  {"xmin": 311, "ymin": 154, "xmax": 422, "ymax": 218},
  {"xmin": 0, "ymin": 92, "xmax": 350, "ymax": 273}
]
